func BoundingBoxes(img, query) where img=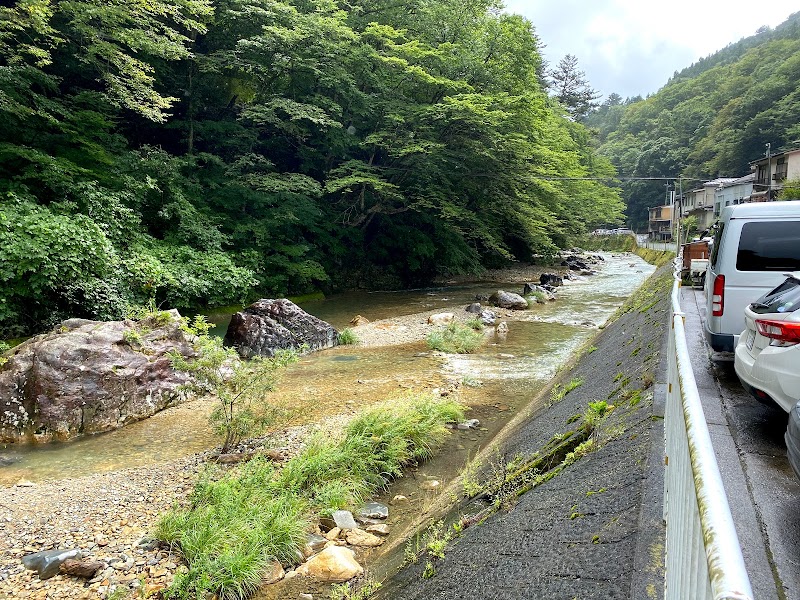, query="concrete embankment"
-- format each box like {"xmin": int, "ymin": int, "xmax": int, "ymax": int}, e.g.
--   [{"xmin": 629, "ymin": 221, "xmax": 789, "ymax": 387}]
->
[{"xmin": 381, "ymin": 262, "xmax": 672, "ymax": 600}]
